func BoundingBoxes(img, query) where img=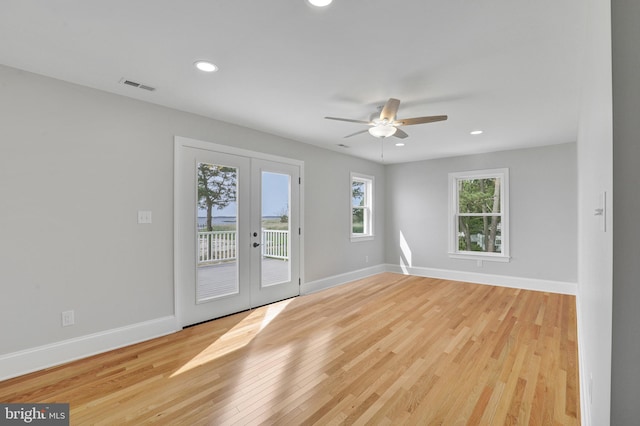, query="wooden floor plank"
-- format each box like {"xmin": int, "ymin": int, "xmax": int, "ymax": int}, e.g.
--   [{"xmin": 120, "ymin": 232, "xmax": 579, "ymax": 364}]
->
[{"xmin": 0, "ymin": 273, "xmax": 580, "ymax": 425}]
